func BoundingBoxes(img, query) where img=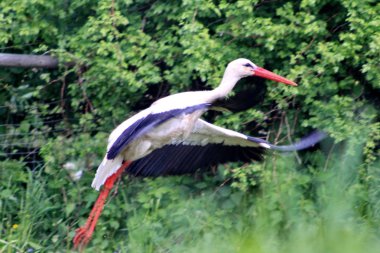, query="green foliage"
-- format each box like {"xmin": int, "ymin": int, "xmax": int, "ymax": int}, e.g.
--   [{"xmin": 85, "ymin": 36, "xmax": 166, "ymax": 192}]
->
[
  {"xmin": 1, "ymin": 0, "xmax": 379, "ymax": 136},
  {"xmin": 0, "ymin": 0, "xmax": 379, "ymax": 252},
  {"xmin": 2, "ymin": 146, "xmax": 380, "ymax": 252}
]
